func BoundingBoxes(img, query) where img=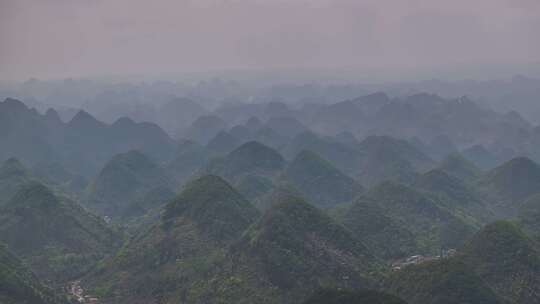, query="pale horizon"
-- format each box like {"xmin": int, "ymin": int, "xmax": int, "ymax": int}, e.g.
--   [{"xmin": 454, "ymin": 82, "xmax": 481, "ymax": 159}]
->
[{"xmin": 1, "ymin": 0, "xmax": 539, "ymax": 82}]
